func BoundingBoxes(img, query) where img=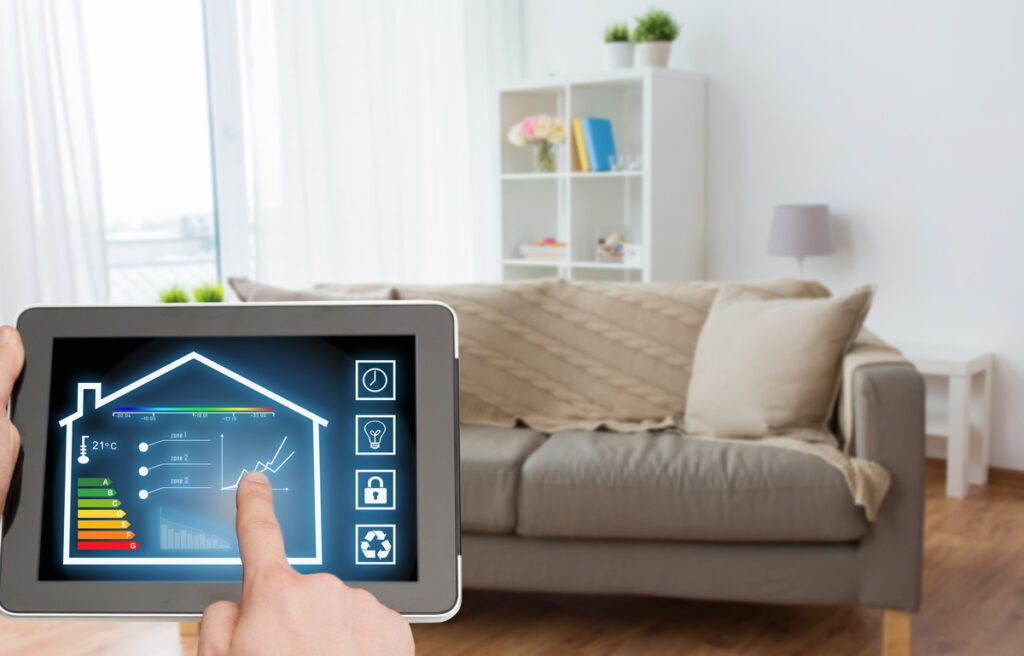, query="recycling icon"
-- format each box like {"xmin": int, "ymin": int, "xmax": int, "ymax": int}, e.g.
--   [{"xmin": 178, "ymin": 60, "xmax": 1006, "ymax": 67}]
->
[{"xmin": 356, "ymin": 525, "xmax": 395, "ymax": 564}]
